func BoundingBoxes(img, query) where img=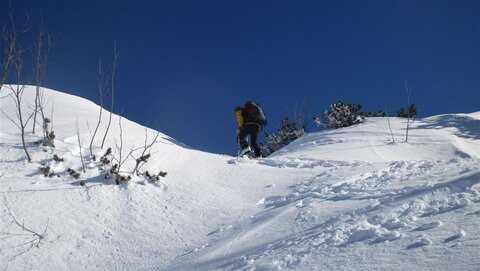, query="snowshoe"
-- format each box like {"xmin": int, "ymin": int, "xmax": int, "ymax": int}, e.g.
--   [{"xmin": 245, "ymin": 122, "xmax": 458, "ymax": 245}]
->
[{"xmin": 239, "ymin": 146, "xmax": 251, "ymax": 157}]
